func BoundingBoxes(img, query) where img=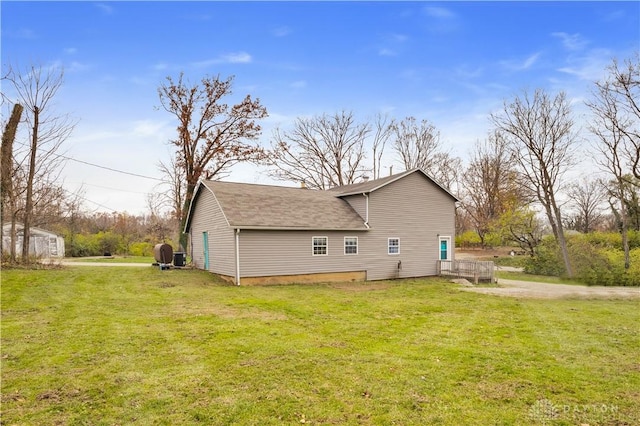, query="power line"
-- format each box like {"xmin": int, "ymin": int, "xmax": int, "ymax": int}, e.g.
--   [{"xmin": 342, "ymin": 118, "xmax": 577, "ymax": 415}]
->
[
  {"xmin": 14, "ymin": 141, "xmax": 166, "ymax": 182},
  {"xmin": 64, "ymin": 155, "xmax": 165, "ymax": 182}
]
